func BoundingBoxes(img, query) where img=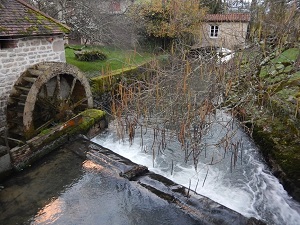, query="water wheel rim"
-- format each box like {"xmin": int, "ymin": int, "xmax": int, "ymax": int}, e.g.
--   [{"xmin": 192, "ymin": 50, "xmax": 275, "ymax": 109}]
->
[{"xmin": 20, "ymin": 62, "xmax": 93, "ymax": 139}]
